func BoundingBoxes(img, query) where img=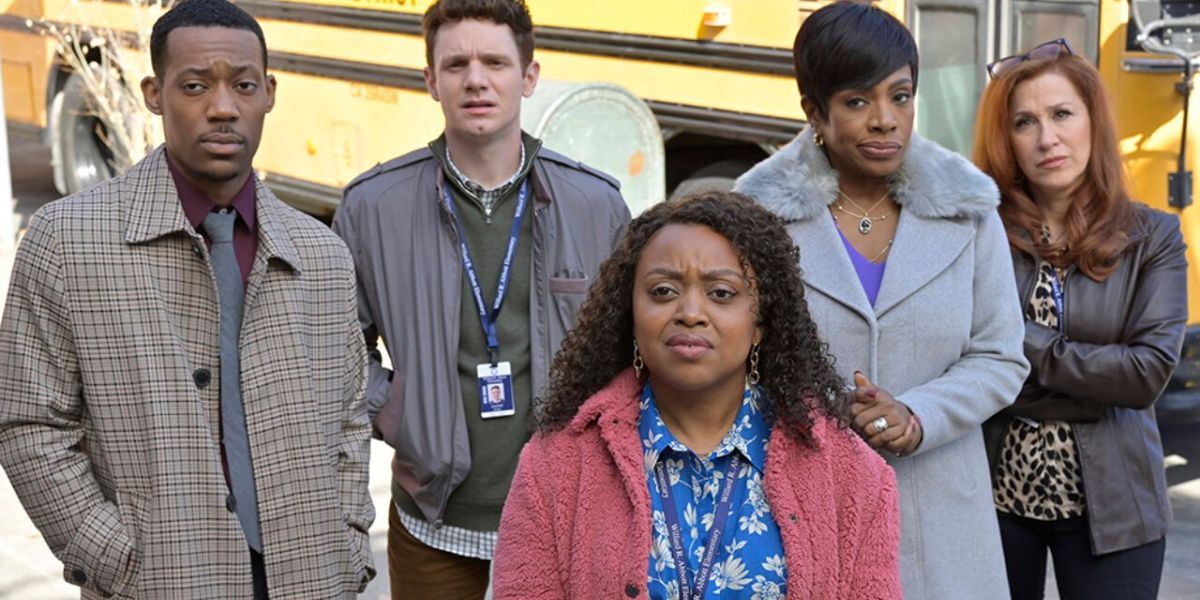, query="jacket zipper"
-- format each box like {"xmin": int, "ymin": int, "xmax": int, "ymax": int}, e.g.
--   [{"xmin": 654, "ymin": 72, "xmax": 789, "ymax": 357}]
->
[
  {"xmin": 1042, "ymin": 261, "xmax": 1094, "ymax": 538},
  {"xmin": 436, "ymin": 175, "xmax": 460, "ymax": 528},
  {"xmin": 1058, "ymin": 265, "xmax": 1076, "ymax": 333},
  {"xmin": 535, "ymin": 168, "xmax": 552, "ymax": 408}
]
